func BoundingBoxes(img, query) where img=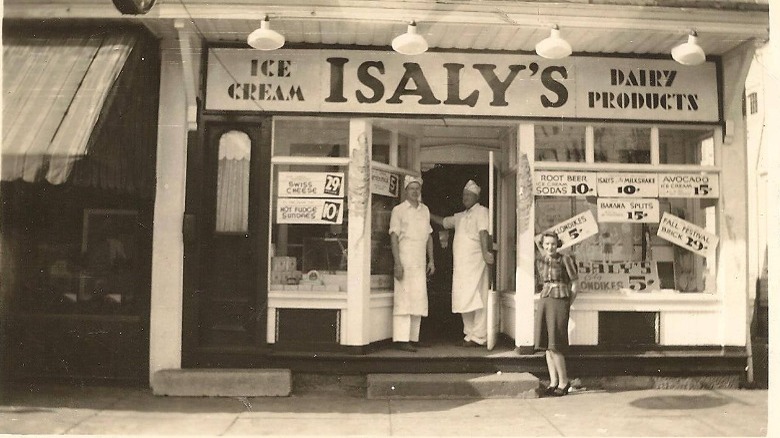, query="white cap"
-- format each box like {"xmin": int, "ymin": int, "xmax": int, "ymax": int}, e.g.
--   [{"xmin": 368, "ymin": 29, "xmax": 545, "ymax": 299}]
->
[
  {"xmin": 404, "ymin": 175, "xmax": 423, "ymax": 189},
  {"xmin": 464, "ymin": 180, "xmax": 481, "ymax": 195}
]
